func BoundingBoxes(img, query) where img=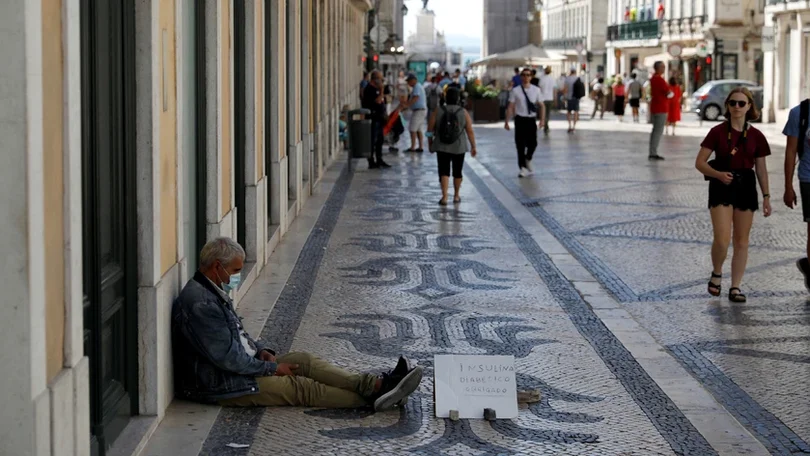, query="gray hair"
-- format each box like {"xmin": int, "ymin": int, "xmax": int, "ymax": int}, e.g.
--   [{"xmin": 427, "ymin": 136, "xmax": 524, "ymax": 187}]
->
[{"xmin": 199, "ymin": 237, "xmax": 245, "ymax": 268}]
